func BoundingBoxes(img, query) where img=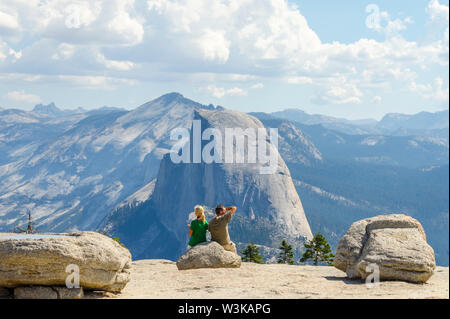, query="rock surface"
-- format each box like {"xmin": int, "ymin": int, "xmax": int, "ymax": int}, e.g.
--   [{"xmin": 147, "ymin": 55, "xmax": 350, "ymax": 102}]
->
[
  {"xmin": 13, "ymin": 286, "xmax": 83, "ymax": 300},
  {"xmin": 334, "ymin": 214, "xmax": 436, "ymax": 283},
  {"xmin": 176, "ymin": 242, "xmax": 241, "ymax": 270},
  {"xmin": 53, "ymin": 287, "xmax": 84, "ymax": 299},
  {"xmin": 14, "ymin": 286, "xmax": 58, "ymax": 299},
  {"xmin": 0, "ymin": 231, "xmax": 132, "ymax": 292},
  {"xmin": 81, "ymin": 259, "xmax": 449, "ymax": 299}
]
